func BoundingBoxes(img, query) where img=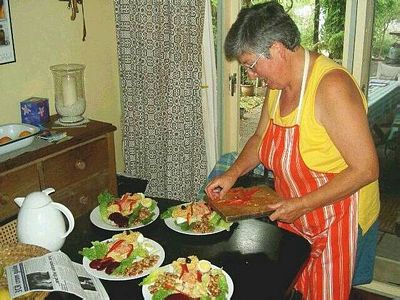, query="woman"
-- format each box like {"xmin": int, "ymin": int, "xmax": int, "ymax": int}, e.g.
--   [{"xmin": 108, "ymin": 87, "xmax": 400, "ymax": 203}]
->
[{"xmin": 205, "ymin": 2, "xmax": 380, "ymax": 299}]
